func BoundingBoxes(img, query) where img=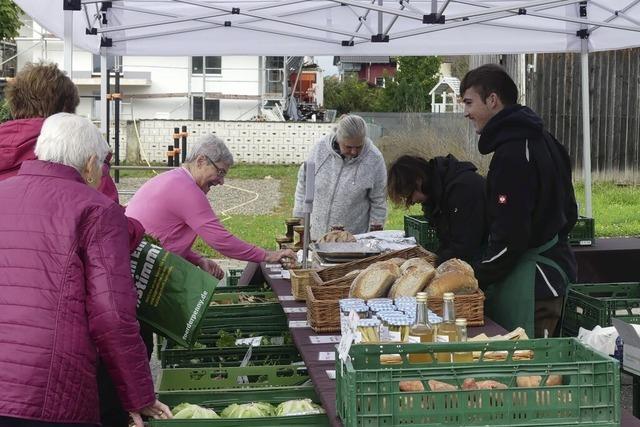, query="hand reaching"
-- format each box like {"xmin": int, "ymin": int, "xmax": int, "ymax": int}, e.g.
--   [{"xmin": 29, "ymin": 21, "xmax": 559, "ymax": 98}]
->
[
  {"xmin": 265, "ymin": 249, "xmax": 297, "ymax": 267},
  {"xmin": 197, "ymin": 257, "xmax": 225, "ymax": 279},
  {"xmin": 130, "ymin": 399, "xmax": 172, "ymax": 427}
]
